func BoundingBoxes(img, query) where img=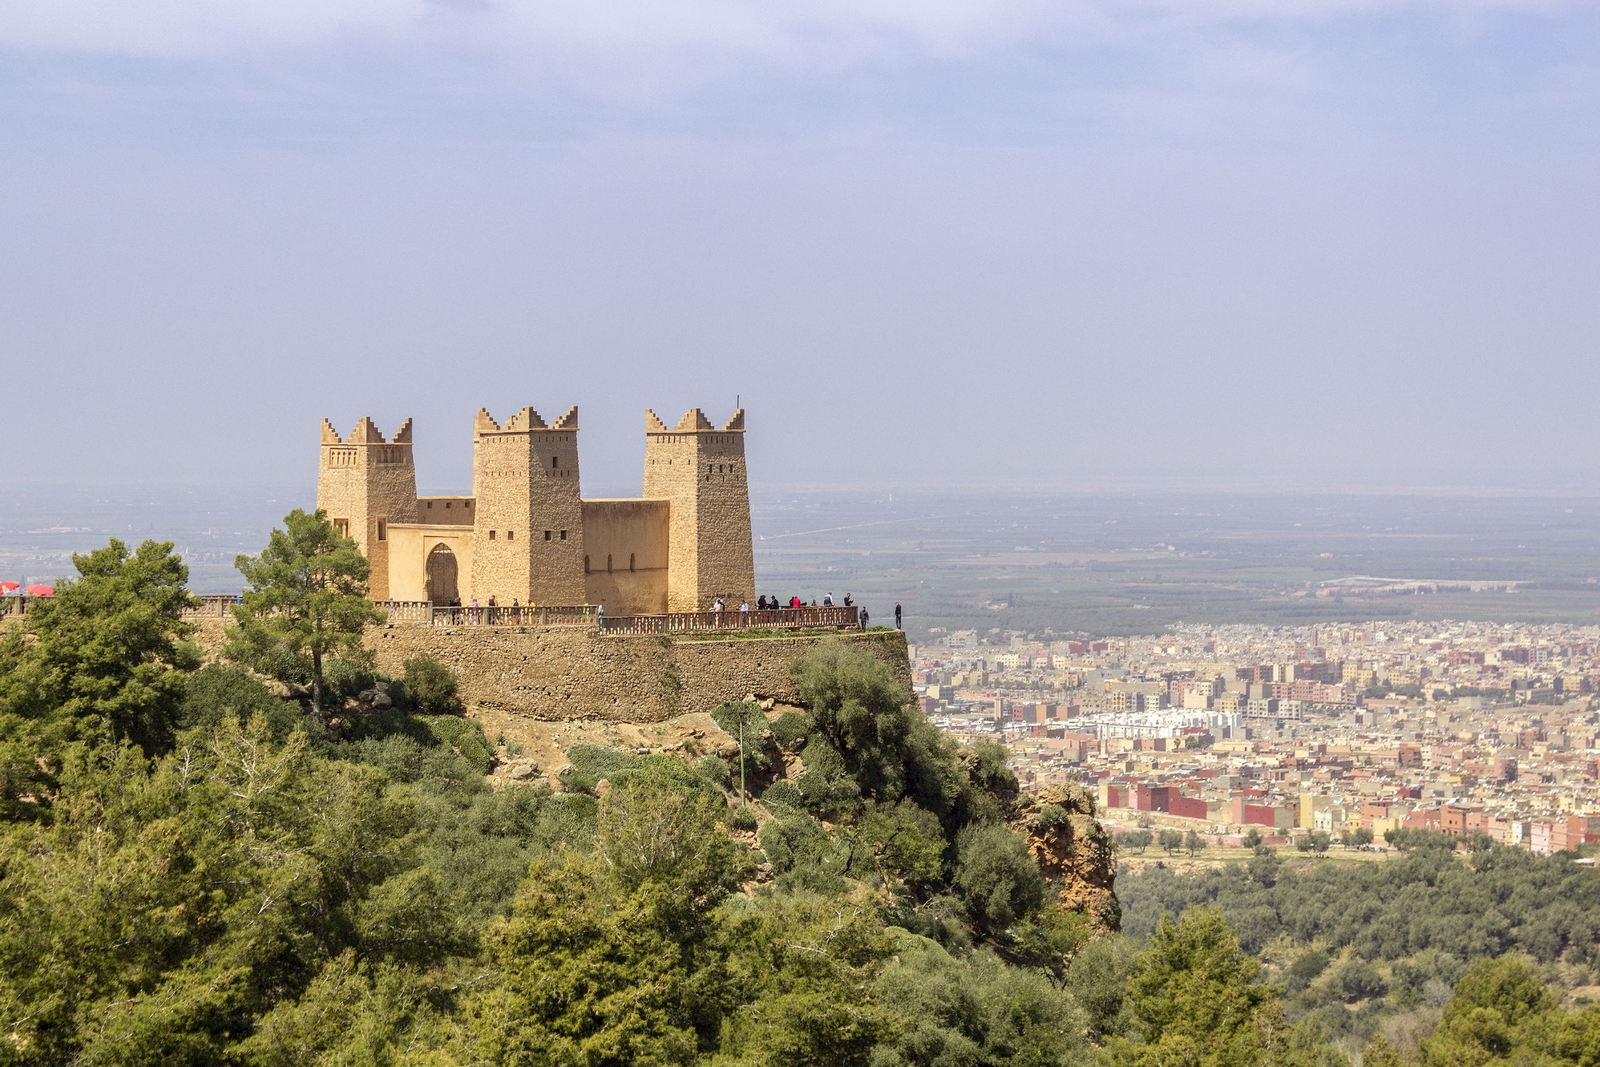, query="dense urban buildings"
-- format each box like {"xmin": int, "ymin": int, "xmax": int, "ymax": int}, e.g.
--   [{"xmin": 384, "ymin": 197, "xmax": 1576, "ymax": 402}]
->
[{"xmin": 912, "ymin": 621, "xmax": 1600, "ymax": 855}]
